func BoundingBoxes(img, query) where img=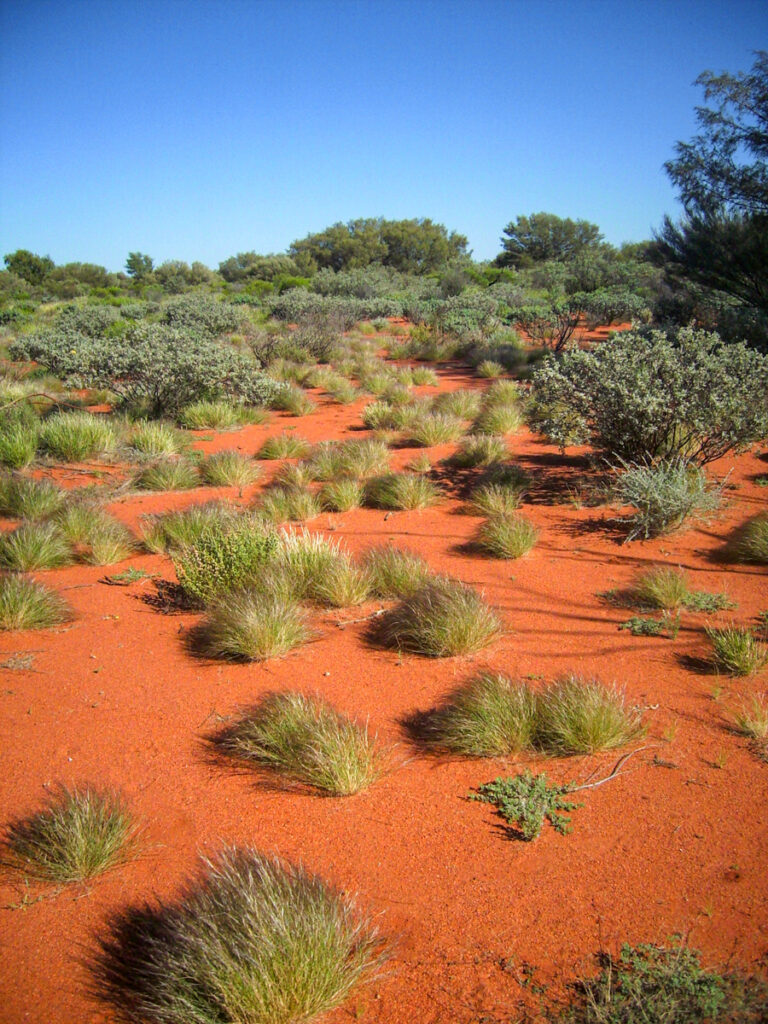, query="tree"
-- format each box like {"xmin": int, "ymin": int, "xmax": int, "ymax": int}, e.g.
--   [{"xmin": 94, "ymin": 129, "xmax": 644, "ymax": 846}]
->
[
  {"xmin": 3, "ymin": 249, "xmax": 54, "ymax": 285},
  {"xmin": 496, "ymin": 213, "xmax": 603, "ymax": 268},
  {"xmin": 218, "ymin": 252, "xmax": 300, "ymax": 282},
  {"xmin": 655, "ymin": 52, "xmax": 768, "ymax": 333},
  {"xmin": 125, "ymin": 252, "xmax": 154, "ymax": 280}
]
